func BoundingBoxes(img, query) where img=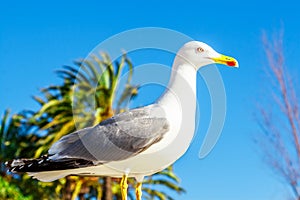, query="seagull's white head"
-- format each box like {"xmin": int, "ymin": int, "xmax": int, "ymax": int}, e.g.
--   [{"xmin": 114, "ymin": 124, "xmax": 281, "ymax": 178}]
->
[{"xmin": 176, "ymin": 41, "xmax": 238, "ymax": 69}]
